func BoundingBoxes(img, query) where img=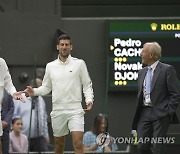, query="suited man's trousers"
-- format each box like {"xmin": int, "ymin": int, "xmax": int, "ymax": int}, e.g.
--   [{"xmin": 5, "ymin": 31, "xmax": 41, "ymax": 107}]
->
[{"xmin": 137, "ymin": 107, "xmax": 170, "ymax": 154}]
